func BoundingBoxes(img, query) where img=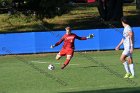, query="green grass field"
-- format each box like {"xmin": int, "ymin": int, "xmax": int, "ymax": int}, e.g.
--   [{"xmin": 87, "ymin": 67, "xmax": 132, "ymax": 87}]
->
[{"xmin": 0, "ymin": 49, "xmax": 140, "ymax": 93}]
